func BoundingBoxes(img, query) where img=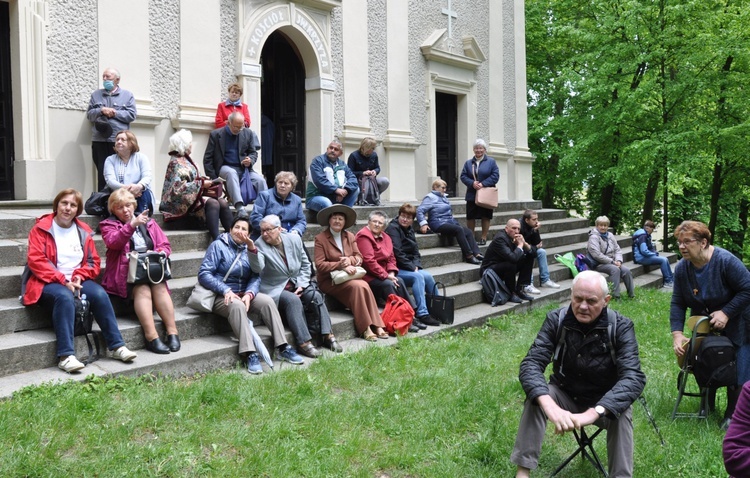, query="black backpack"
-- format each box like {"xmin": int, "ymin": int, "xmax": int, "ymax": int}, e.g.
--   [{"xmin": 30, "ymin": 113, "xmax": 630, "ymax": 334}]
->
[
  {"xmin": 692, "ymin": 335, "xmax": 737, "ymax": 389},
  {"xmin": 357, "ymin": 175, "xmax": 380, "ymax": 206},
  {"xmin": 480, "ymin": 268, "xmax": 513, "ymax": 306},
  {"xmin": 300, "ymin": 282, "xmax": 328, "ymax": 337}
]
